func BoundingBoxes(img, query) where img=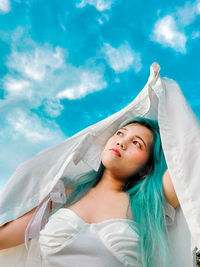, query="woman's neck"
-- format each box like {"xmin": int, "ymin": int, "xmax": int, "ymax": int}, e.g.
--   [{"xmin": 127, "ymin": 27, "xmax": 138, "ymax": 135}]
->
[{"xmin": 93, "ymin": 169, "xmax": 124, "ymax": 194}]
